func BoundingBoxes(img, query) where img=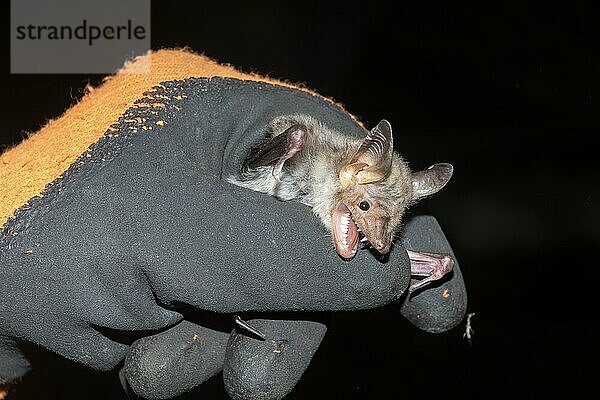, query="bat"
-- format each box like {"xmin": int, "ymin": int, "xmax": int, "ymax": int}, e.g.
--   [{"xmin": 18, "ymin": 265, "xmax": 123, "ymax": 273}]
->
[{"xmin": 228, "ymin": 114, "xmax": 455, "ymax": 293}]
